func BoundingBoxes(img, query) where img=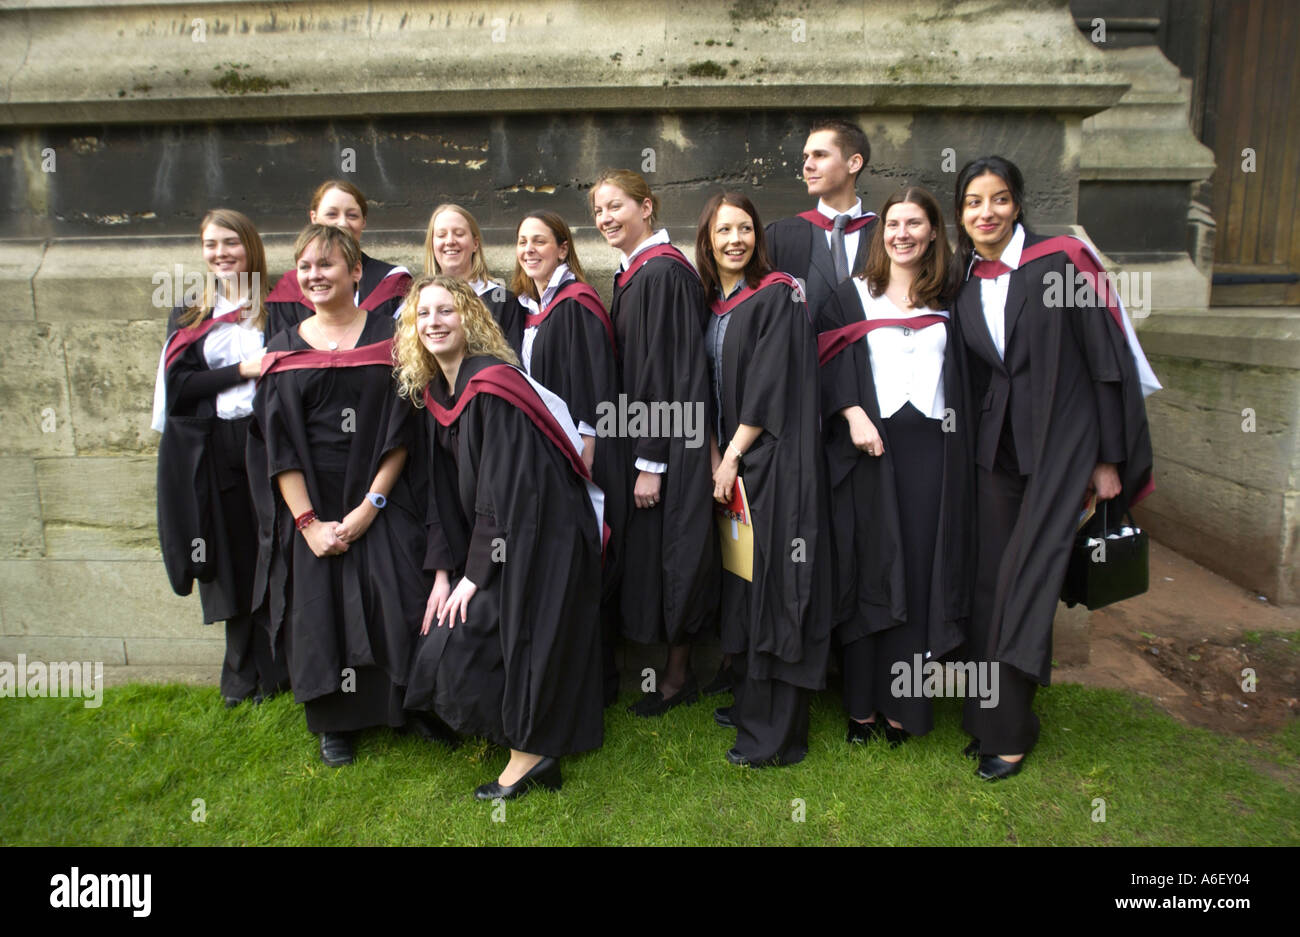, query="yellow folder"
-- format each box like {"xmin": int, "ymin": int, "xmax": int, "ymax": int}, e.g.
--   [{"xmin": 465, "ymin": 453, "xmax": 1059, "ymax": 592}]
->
[{"xmin": 715, "ymin": 477, "xmax": 754, "ymax": 582}]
